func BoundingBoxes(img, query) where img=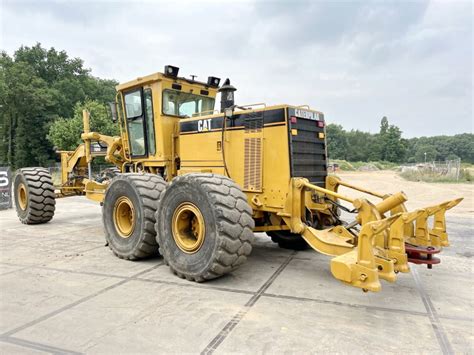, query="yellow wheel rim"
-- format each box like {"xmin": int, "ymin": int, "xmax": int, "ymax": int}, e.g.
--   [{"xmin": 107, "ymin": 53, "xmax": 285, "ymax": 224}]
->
[
  {"xmin": 18, "ymin": 183, "xmax": 28, "ymax": 210},
  {"xmin": 113, "ymin": 196, "xmax": 135, "ymax": 238},
  {"xmin": 172, "ymin": 202, "xmax": 205, "ymax": 254}
]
